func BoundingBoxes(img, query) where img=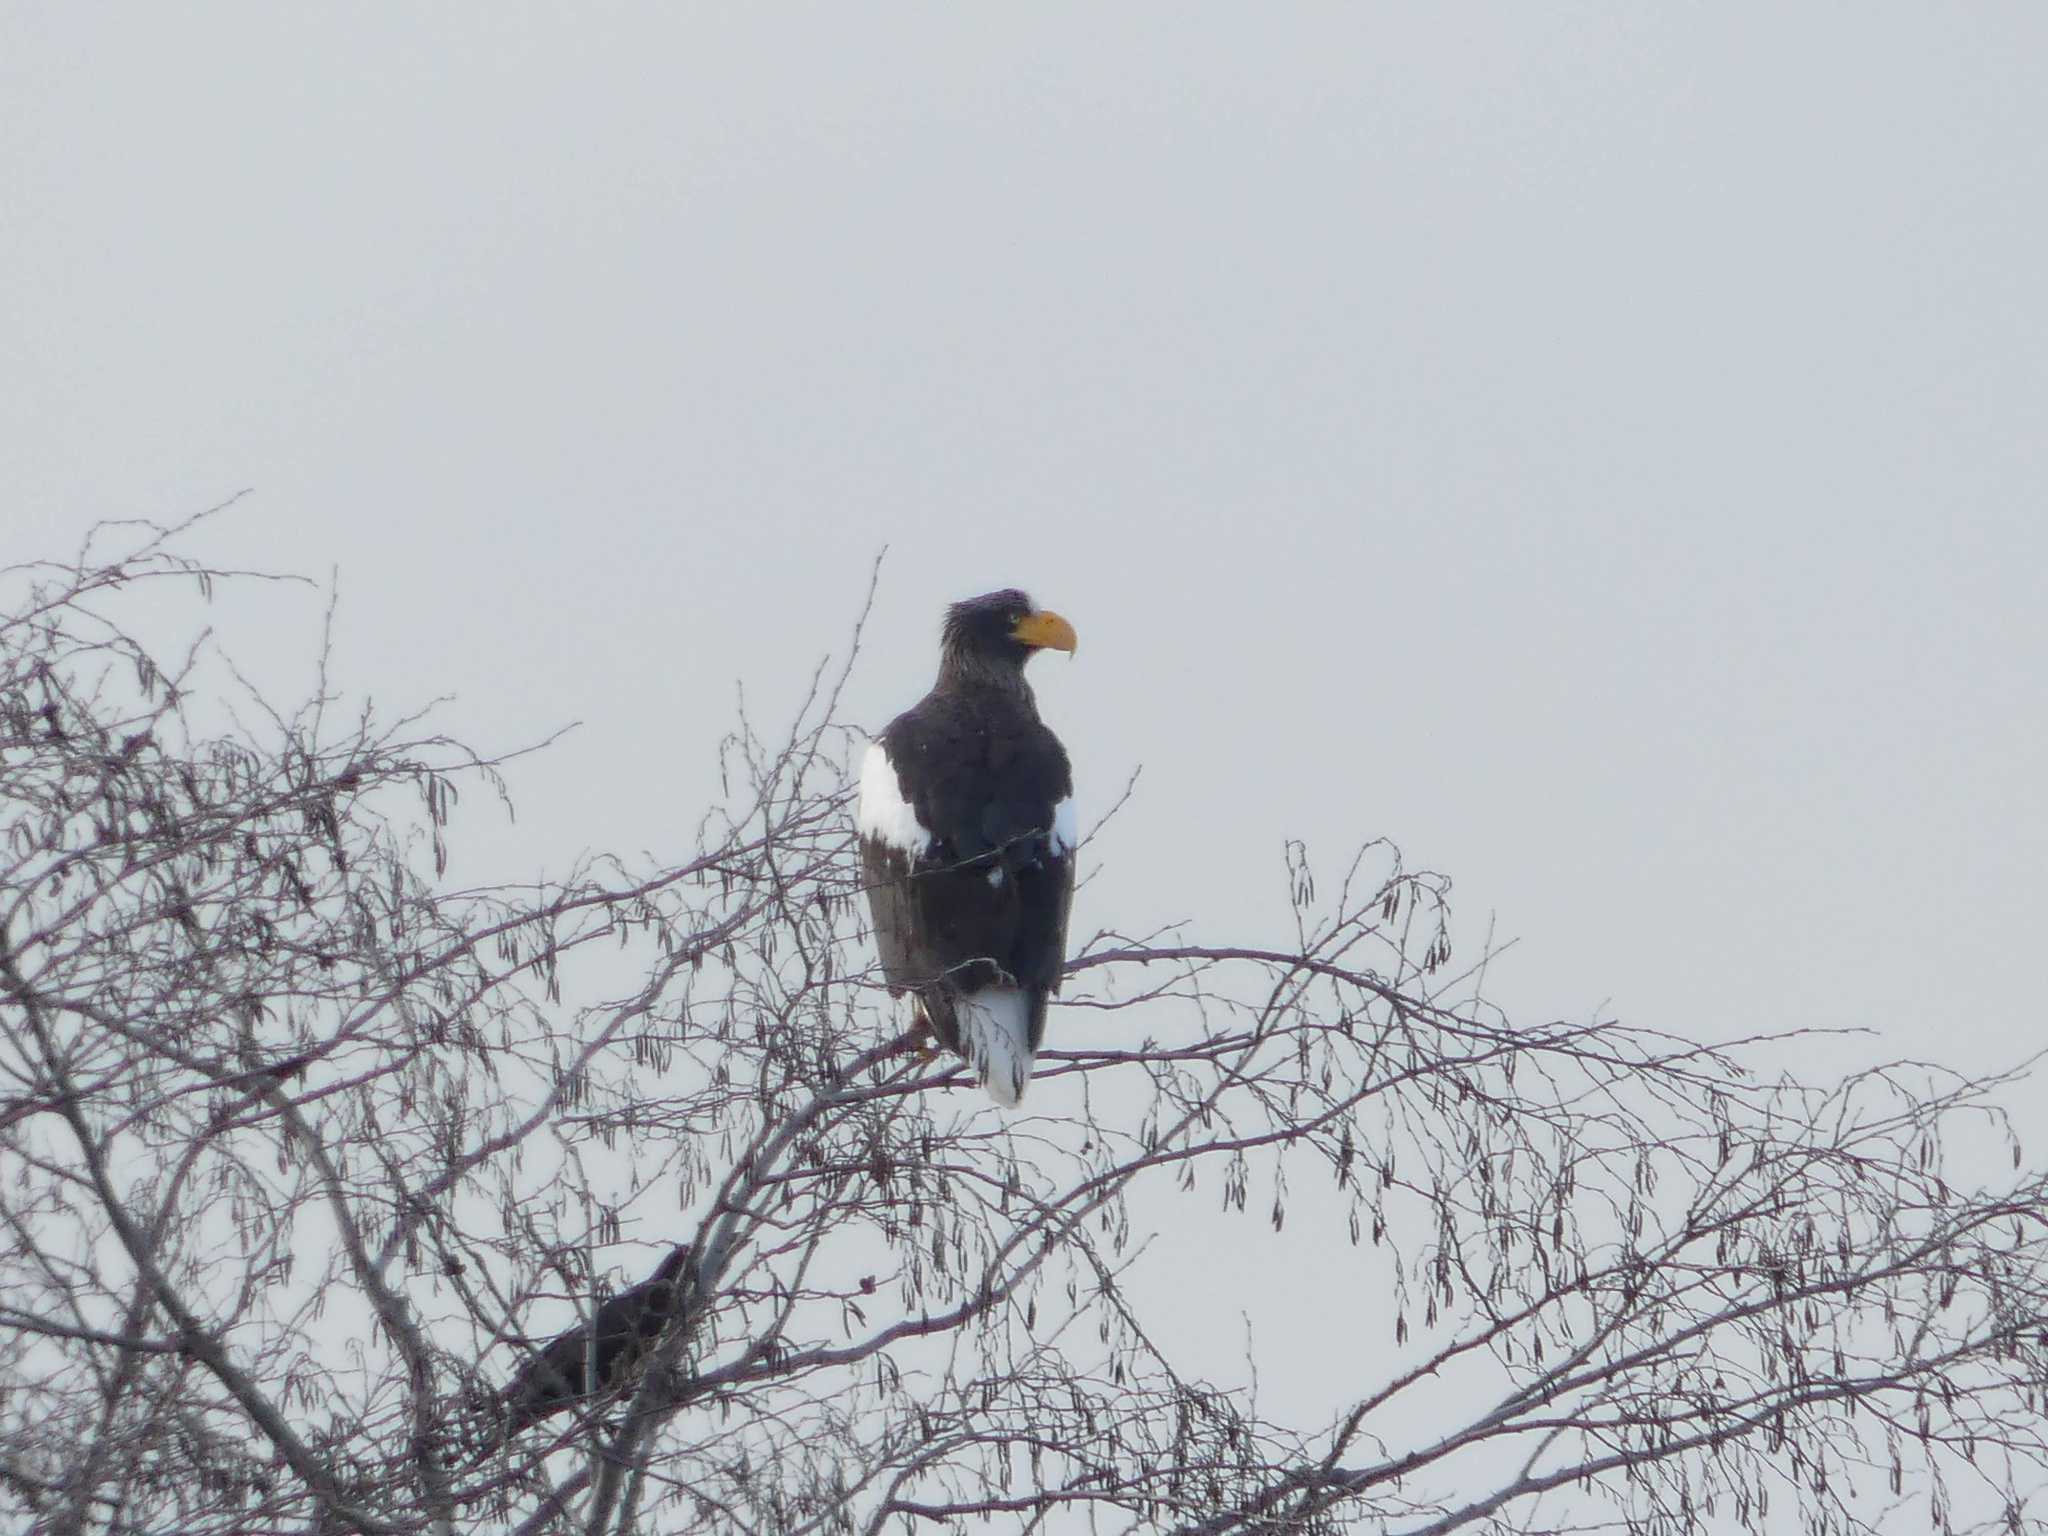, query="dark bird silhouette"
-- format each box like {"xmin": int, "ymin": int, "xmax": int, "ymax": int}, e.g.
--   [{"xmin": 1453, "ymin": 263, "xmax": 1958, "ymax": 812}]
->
[
  {"xmin": 858, "ymin": 590, "xmax": 1078, "ymax": 1105},
  {"xmin": 497, "ymin": 1243, "xmax": 693, "ymax": 1439}
]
